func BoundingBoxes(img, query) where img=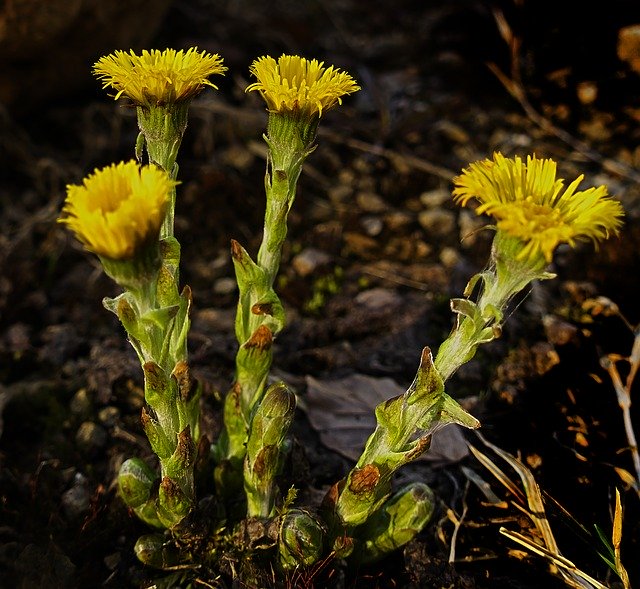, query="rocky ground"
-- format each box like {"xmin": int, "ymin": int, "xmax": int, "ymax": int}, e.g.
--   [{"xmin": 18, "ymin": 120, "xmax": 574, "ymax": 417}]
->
[{"xmin": 1, "ymin": 1, "xmax": 639, "ymax": 587}]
